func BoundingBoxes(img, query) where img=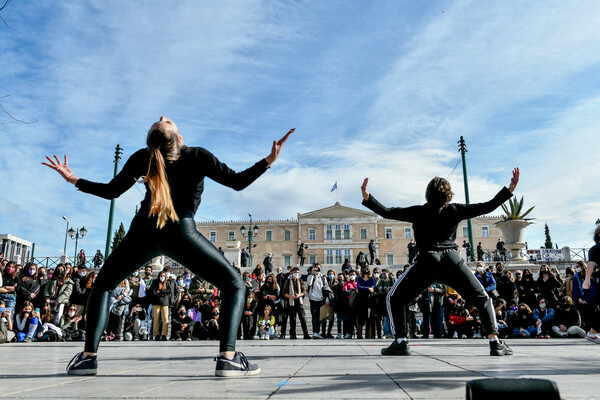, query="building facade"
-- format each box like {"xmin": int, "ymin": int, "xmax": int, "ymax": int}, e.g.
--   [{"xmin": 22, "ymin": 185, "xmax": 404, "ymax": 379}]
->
[
  {"xmin": 1, "ymin": 234, "xmax": 33, "ymax": 264},
  {"xmin": 195, "ymin": 202, "xmax": 504, "ymax": 269}
]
